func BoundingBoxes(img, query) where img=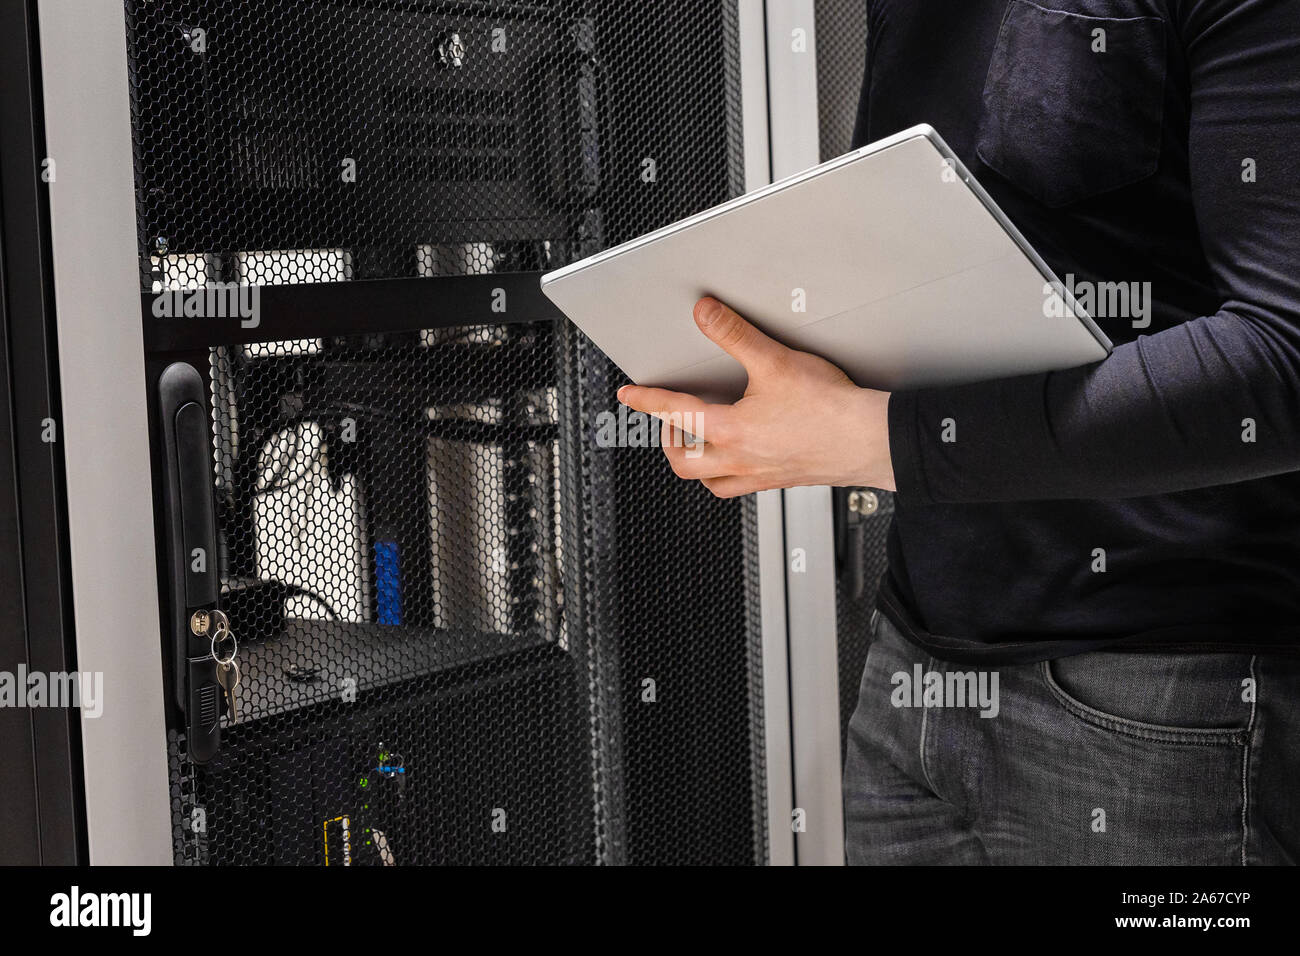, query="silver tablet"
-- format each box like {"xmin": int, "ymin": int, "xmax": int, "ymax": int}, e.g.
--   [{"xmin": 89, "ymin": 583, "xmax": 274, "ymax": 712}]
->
[{"xmin": 540, "ymin": 124, "xmax": 1112, "ymax": 403}]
